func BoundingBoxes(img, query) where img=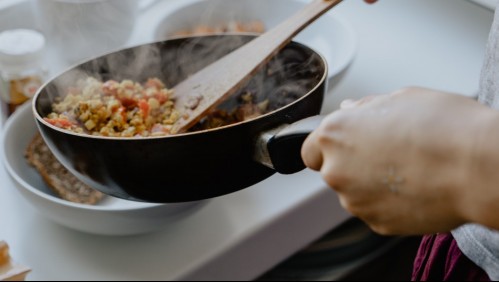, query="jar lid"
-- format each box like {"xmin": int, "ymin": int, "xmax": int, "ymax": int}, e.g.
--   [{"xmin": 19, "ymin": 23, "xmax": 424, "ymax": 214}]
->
[{"xmin": 0, "ymin": 29, "xmax": 46, "ymax": 67}]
